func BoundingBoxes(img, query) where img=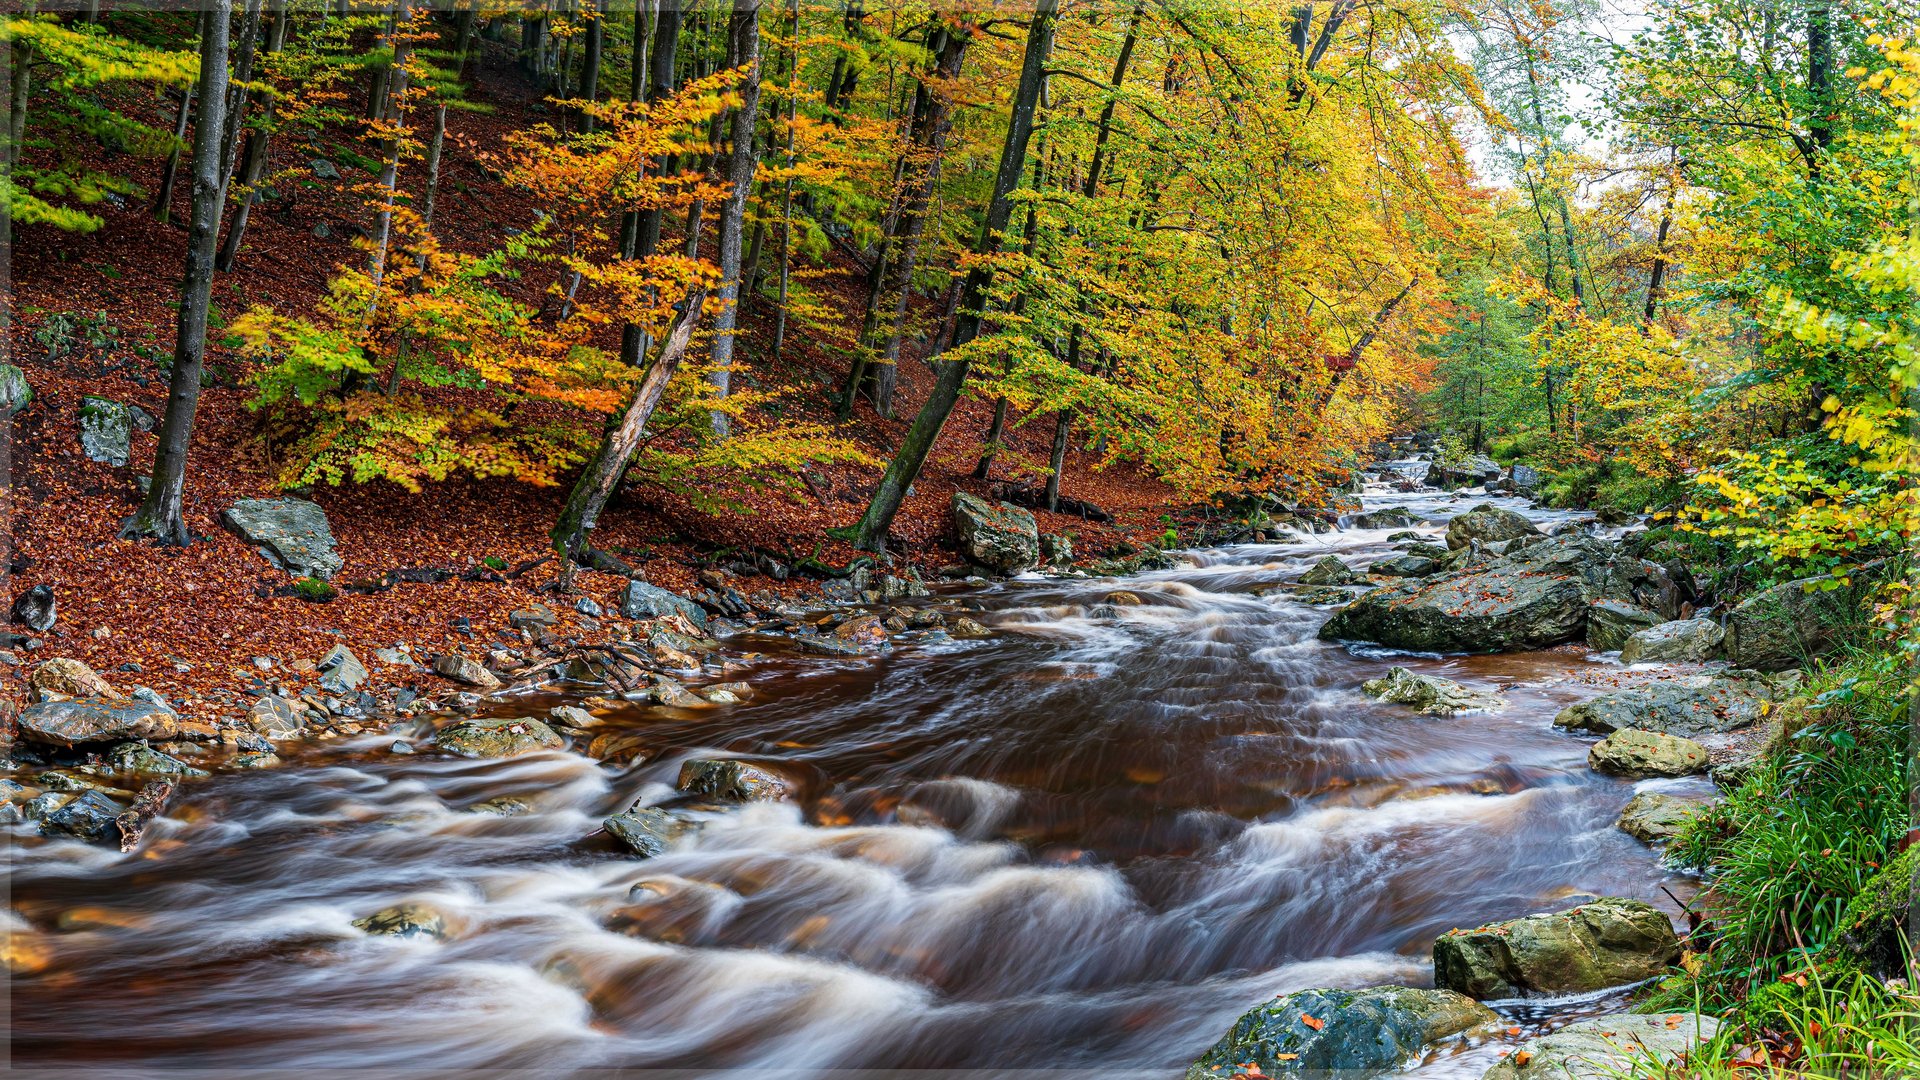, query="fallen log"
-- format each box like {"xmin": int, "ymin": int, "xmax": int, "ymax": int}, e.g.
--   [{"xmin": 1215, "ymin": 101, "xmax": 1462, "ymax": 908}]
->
[
  {"xmin": 115, "ymin": 780, "xmax": 176, "ymax": 853},
  {"xmin": 987, "ymin": 481, "xmax": 1114, "ymax": 522}
]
